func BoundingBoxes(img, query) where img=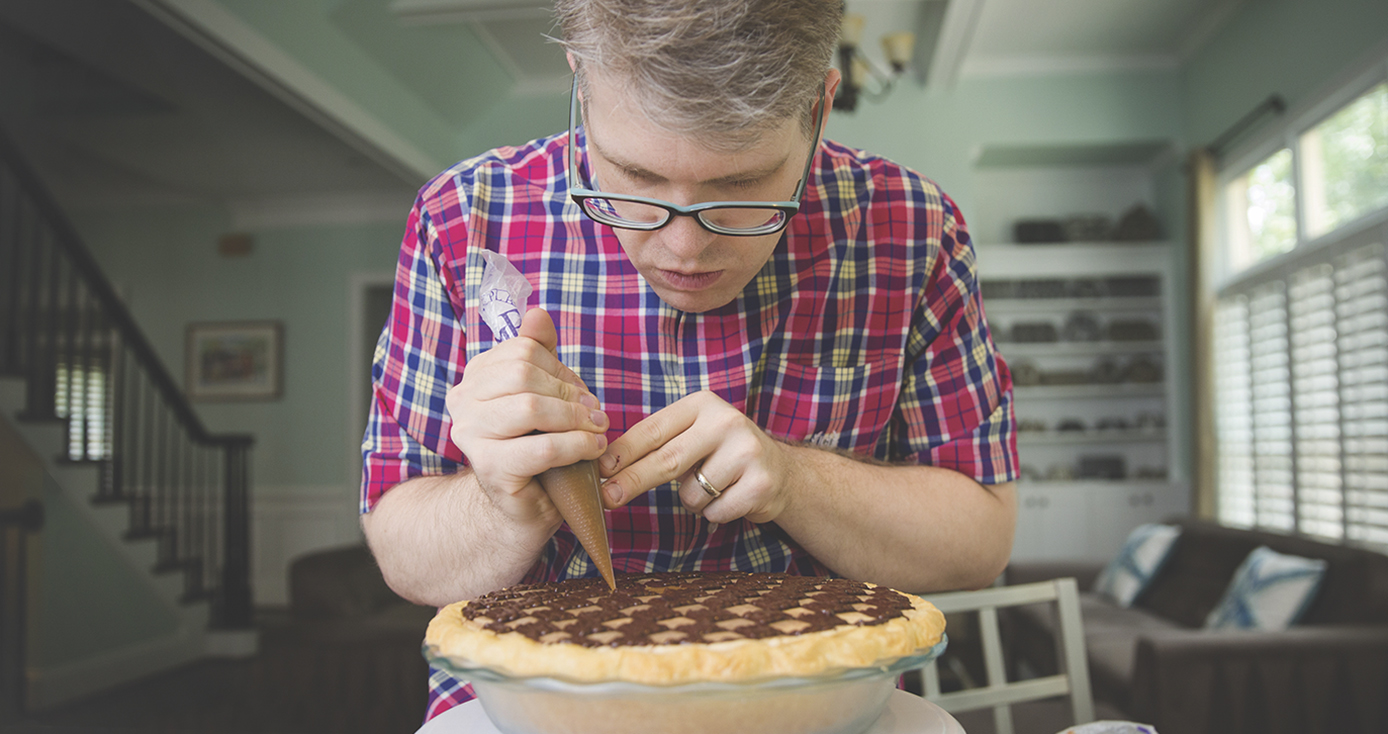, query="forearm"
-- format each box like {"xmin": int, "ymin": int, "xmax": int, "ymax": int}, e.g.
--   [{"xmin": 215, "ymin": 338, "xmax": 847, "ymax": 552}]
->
[
  {"xmin": 361, "ymin": 470, "xmax": 560, "ymax": 606},
  {"xmin": 772, "ymin": 444, "xmax": 1016, "ymax": 594}
]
